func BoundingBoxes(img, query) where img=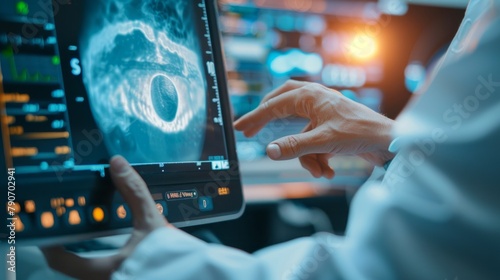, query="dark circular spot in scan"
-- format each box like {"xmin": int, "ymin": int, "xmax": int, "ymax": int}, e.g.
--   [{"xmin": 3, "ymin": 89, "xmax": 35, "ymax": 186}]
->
[{"xmin": 151, "ymin": 75, "xmax": 179, "ymax": 122}]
